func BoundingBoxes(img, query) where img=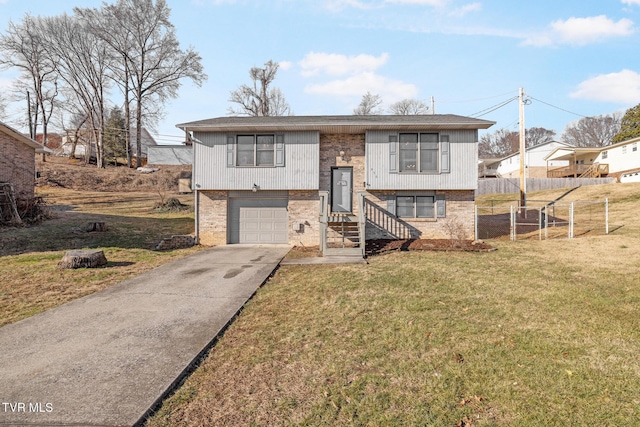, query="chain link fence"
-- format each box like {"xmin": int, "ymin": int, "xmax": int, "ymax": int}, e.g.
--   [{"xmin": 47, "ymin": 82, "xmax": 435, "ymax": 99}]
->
[{"xmin": 476, "ymin": 199, "xmax": 609, "ymax": 241}]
